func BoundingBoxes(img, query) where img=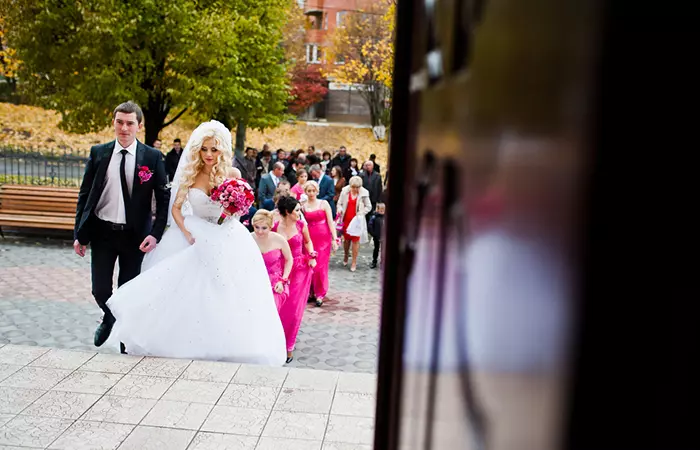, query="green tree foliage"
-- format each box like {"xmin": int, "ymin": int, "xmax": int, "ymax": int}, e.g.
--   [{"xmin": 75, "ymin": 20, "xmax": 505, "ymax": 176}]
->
[{"xmin": 0, "ymin": 0, "xmax": 292, "ymax": 146}]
